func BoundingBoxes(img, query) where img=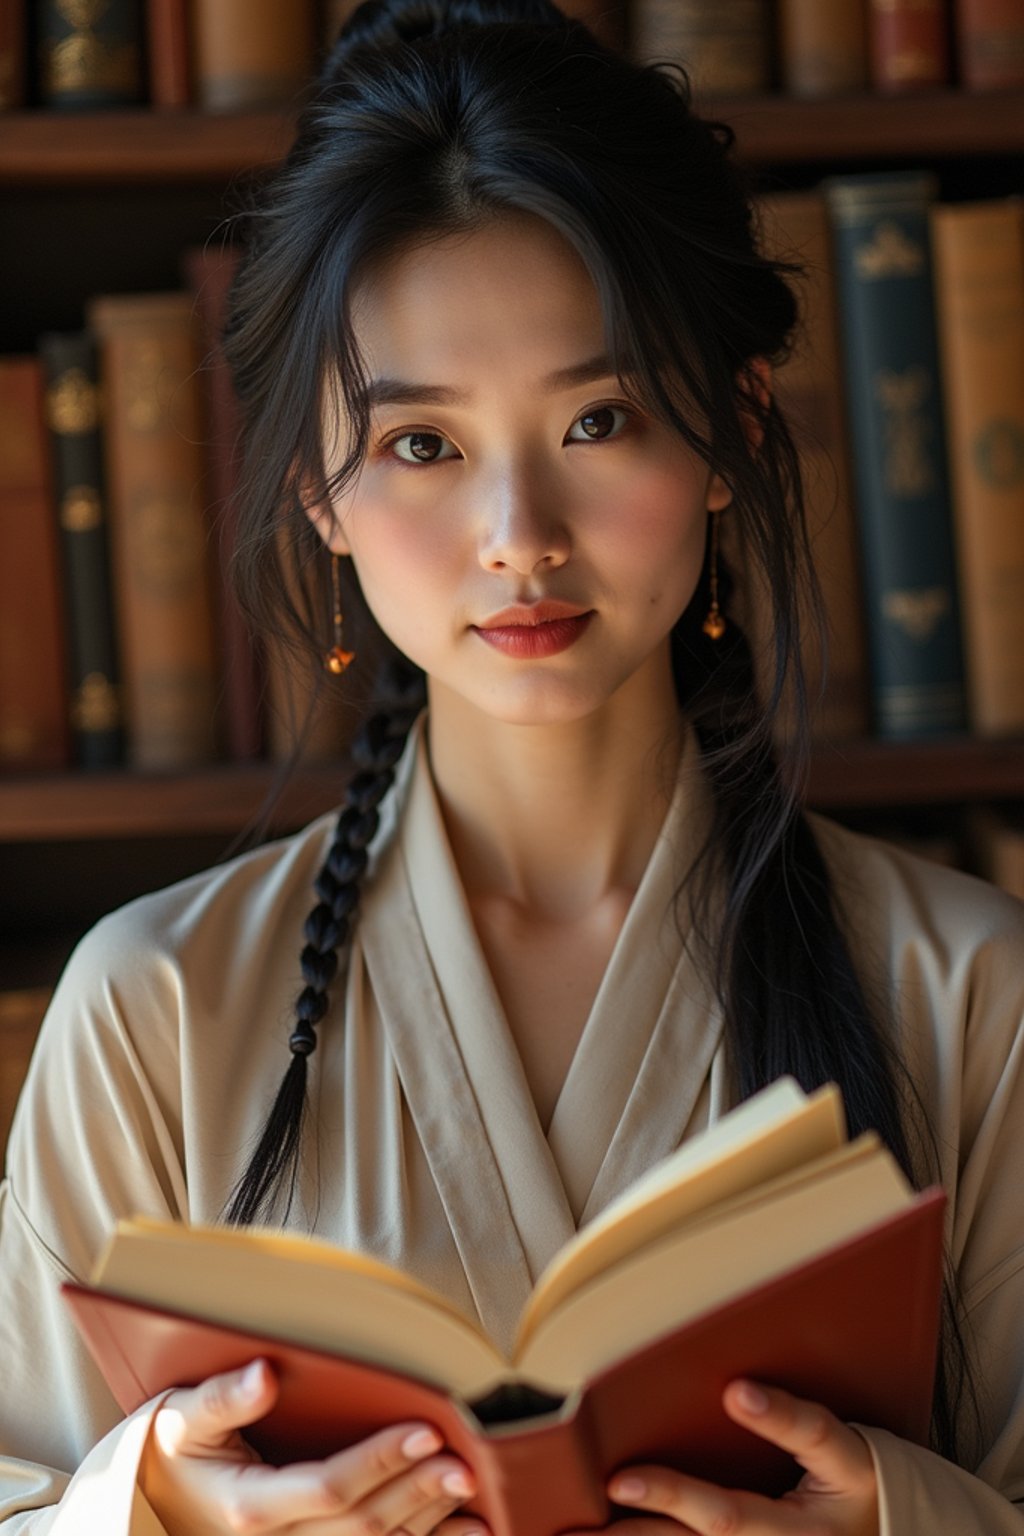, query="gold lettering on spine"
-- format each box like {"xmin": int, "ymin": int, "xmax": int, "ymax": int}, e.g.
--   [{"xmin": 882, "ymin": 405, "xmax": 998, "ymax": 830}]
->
[
  {"xmin": 61, "ymin": 486, "xmax": 103, "ymax": 531},
  {"xmin": 855, "ymin": 221, "xmax": 924, "ymax": 280},
  {"xmin": 45, "ymin": 0, "xmax": 138, "ymax": 95},
  {"xmin": 882, "ymin": 588, "xmax": 951, "ymax": 642},
  {"xmin": 47, "ymin": 368, "xmax": 101, "ymax": 435},
  {"xmin": 876, "ymin": 367, "xmax": 937, "ymax": 498},
  {"xmin": 72, "ymin": 673, "xmax": 121, "ymax": 733},
  {"xmin": 125, "ymin": 341, "xmax": 173, "ymax": 433}
]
